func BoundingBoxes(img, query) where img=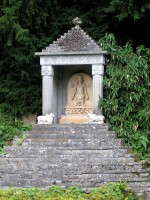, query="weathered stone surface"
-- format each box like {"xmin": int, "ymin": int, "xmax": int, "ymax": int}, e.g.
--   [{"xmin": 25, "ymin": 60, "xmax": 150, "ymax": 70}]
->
[
  {"xmin": 0, "ymin": 124, "xmax": 149, "ymax": 196},
  {"xmin": 31, "ymin": 123, "xmax": 110, "ymax": 131},
  {"xmin": 42, "ymin": 25, "xmax": 102, "ymax": 54},
  {"xmin": 140, "ymin": 192, "xmax": 150, "ymax": 200}
]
